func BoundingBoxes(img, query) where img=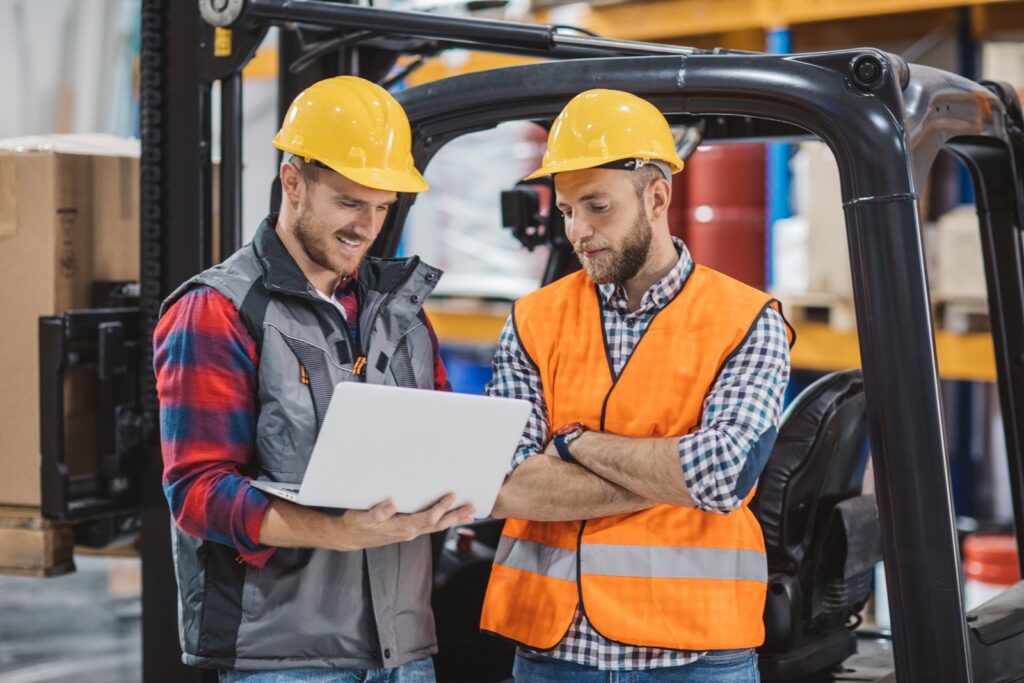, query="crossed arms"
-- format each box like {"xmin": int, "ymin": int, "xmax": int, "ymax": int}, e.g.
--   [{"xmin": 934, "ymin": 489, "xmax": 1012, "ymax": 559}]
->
[
  {"xmin": 492, "ymin": 432, "xmax": 691, "ymax": 521},
  {"xmin": 487, "ymin": 308, "xmax": 791, "ymax": 522}
]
